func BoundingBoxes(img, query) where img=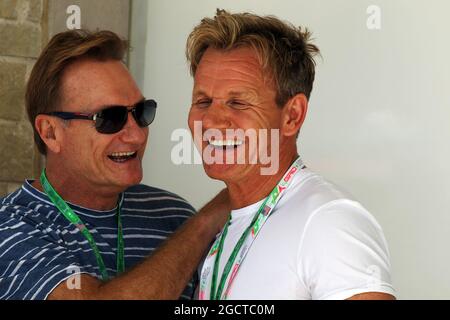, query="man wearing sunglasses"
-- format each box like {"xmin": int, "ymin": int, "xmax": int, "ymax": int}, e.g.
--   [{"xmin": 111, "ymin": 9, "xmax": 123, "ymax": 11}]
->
[{"xmin": 0, "ymin": 30, "xmax": 230, "ymax": 300}]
